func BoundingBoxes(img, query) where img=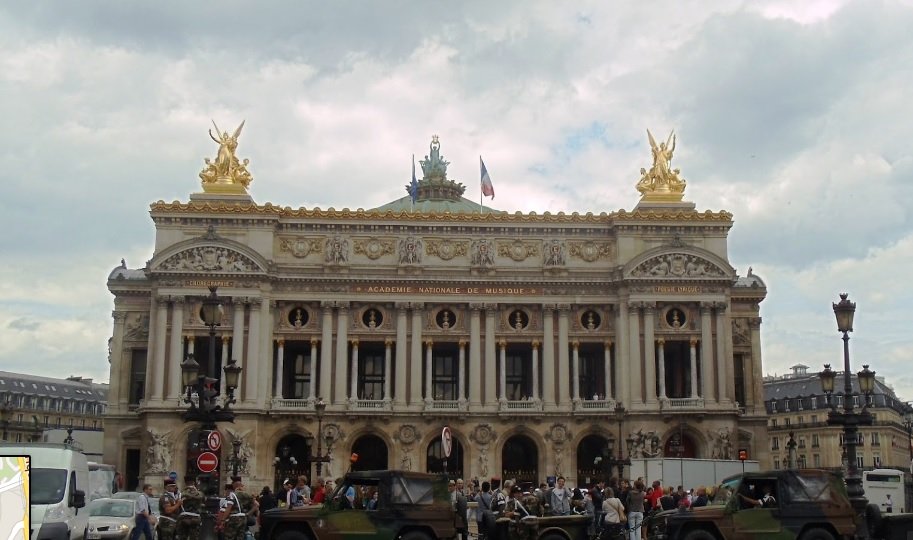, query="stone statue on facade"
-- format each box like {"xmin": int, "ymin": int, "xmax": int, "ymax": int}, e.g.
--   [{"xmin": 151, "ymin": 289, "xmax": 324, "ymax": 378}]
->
[
  {"xmin": 199, "ymin": 120, "xmax": 253, "ymax": 194},
  {"xmin": 325, "ymin": 236, "xmax": 349, "ymax": 265},
  {"xmin": 398, "ymin": 236, "xmax": 423, "ymax": 265},
  {"xmin": 471, "ymin": 239, "xmax": 495, "ymax": 268},
  {"xmin": 543, "ymin": 240, "xmax": 566, "ymax": 267},
  {"xmin": 629, "ymin": 429, "xmax": 661, "ymax": 458},
  {"xmin": 636, "ymin": 129, "xmax": 687, "ymax": 200},
  {"xmin": 710, "ymin": 427, "xmax": 733, "ymax": 460},
  {"xmin": 227, "ymin": 429, "xmax": 253, "ymax": 476},
  {"xmin": 146, "ymin": 428, "xmax": 172, "ymax": 474}
]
